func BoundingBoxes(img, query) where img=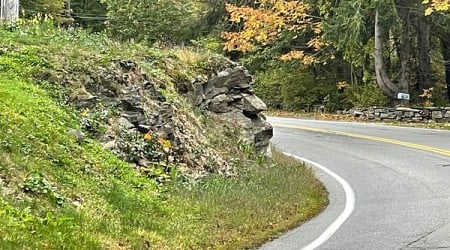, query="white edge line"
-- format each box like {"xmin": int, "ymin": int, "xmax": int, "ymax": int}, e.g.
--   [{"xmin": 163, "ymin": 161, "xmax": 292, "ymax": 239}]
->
[{"xmin": 283, "ymin": 152, "xmax": 356, "ymax": 250}]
